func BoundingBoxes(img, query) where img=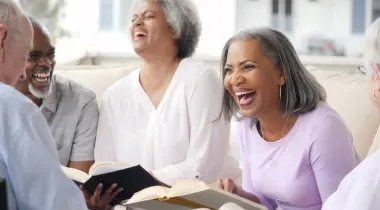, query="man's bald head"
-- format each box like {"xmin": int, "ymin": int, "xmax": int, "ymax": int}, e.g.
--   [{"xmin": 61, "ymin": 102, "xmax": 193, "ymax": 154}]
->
[
  {"xmin": 0, "ymin": 0, "xmax": 32, "ymax": 86},
  {"xmin": 28, "ymin": 16, "xmax": 51, "ymax": 40},
  {"xmin": 15, "ymin": 16, "xmax": 56, "ymax": 100}
]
